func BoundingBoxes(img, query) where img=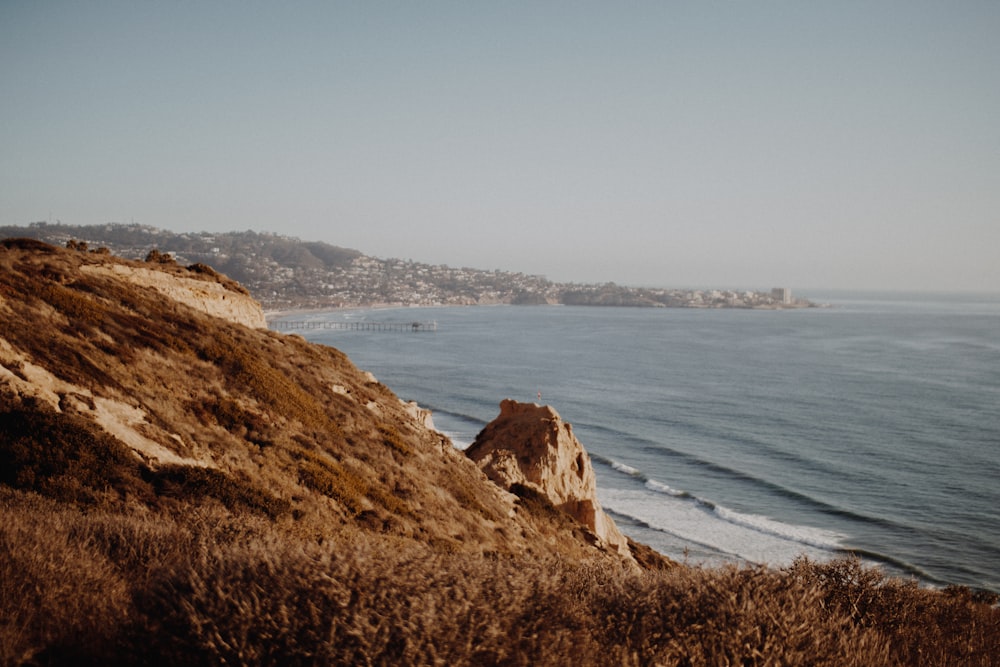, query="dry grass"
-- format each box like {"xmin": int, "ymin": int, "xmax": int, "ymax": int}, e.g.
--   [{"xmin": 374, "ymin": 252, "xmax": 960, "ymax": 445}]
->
[{"xmin": 2, "ymin": 486, "xmax": 997, "ymax": 667}]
